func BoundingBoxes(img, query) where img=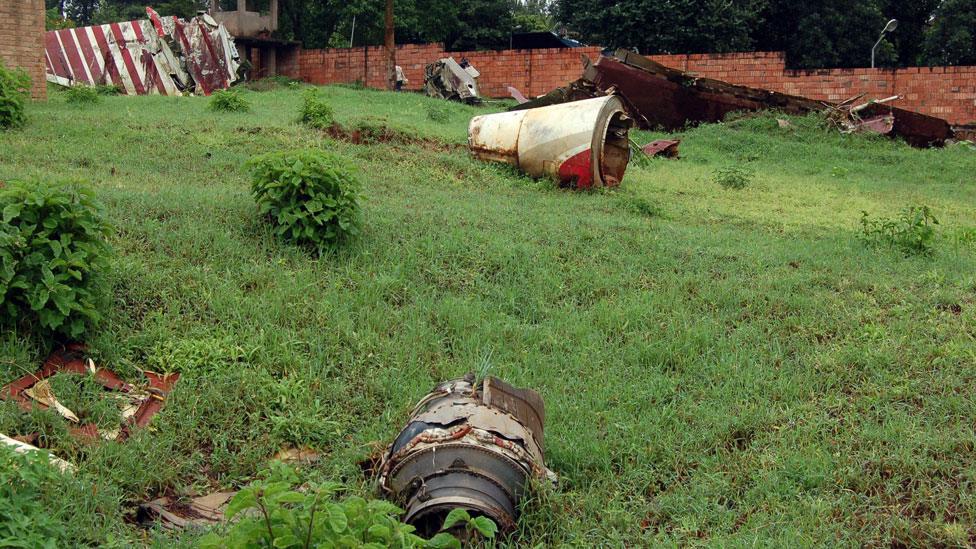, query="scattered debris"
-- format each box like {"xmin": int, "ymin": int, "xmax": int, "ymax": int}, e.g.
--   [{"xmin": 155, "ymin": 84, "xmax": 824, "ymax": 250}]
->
[
  {"xmin": 377, "ymin": 374, "xmax": 554, "ymax": 537},
  {"xmin": 0, "ymin": 343, "xmax": 179, "ymax": 442},
  {"xmin": 513, "ymin": 49, "xmax": 954, "ymax": 148},
  {"xmin": 24, "ymin": 379, "xmax": 81, "ymax": 423},
  {"xmin": 424, "ymin": 57, "xmax": 482, "ymax": 104},
  {"xmin": 507, "ymin": 86, "xmax": 529, "ymax": 104},
  {"xmin": 139, "ymin": 491, "xmax": 235, "ymax": 529},
  {"xmin": 642, "ymin": 139, "xmax": 681, "ymax": 158},
  {"xmin": 1, "ymin": 433, "xmax": 76, "ymax": 473},
  {"xmin": 468, "ymin": 95, "xmax": 633, "ymax": 189},
  {"xmin": 44, "ymin": 7, "xmax": 240, "ymax": 96},
  {"xmin": 273, "ymin": 446, "xmax": 321, "ymax": 464}
]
